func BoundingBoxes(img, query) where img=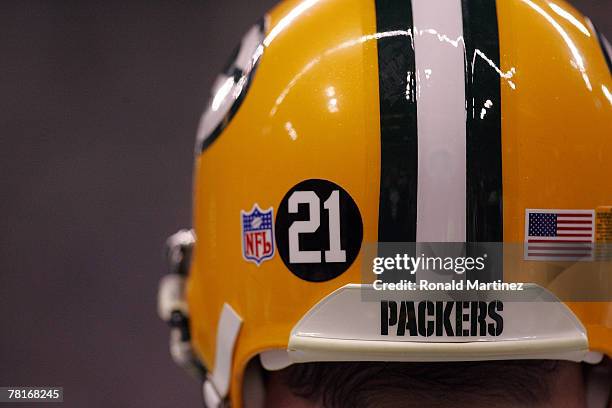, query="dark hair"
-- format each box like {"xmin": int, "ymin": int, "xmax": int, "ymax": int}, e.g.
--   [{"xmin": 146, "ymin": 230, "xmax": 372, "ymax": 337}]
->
[{"xmin": 278, "ymin": 360, "xmax": 565, "ymax": 408}]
